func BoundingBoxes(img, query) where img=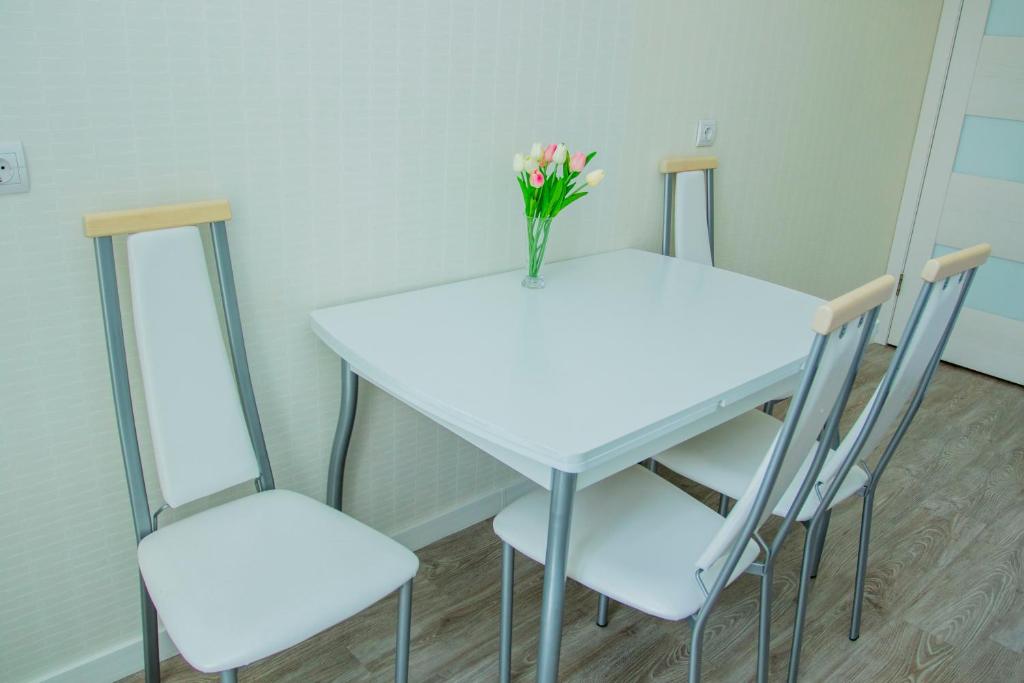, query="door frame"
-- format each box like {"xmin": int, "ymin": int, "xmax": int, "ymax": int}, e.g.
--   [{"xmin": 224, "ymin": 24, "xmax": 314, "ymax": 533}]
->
[{"xmin": 877, "ymin": 0, "xmax": 967, "ymax": 343}]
